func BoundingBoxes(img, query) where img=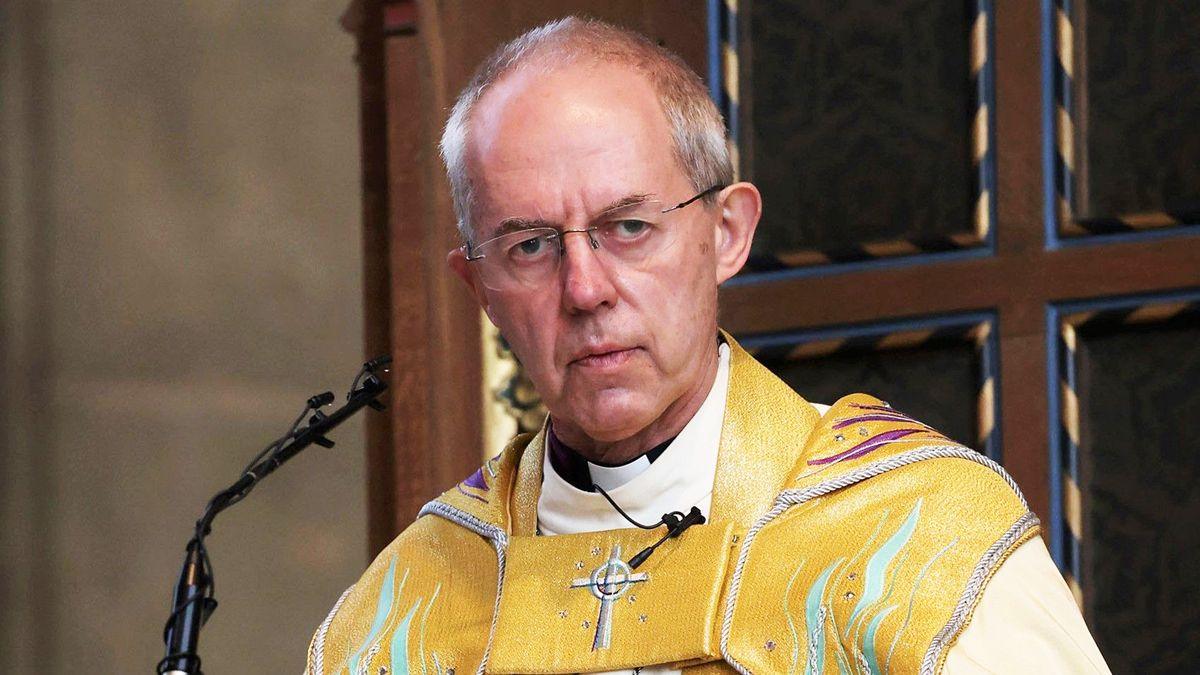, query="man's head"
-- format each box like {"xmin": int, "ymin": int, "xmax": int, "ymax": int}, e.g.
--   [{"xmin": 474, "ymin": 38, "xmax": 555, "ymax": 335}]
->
[{"xmin": 444, "ymin": 17, "xmax": 761, "ymax": 459}]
